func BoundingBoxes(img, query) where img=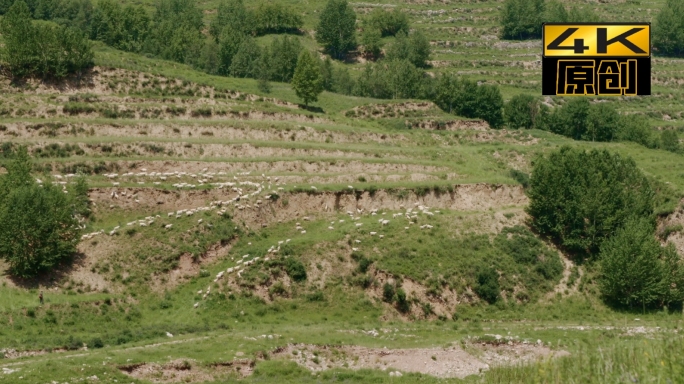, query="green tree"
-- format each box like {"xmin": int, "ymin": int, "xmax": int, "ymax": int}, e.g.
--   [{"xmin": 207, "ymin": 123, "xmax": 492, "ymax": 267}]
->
[
  {"xmin": 526, "ymin": 147, "xmax": 654, "ymax": 257},
  {"xmin": 653, "ymin": 0, "xmax": 684, "ymax": 57},
  {"xmin": 505, "ymin": 94, "xmax": 538, "ymax": 129},
  {"xmin": 269, "ymin": 36, "xmax": 302, "ymax": 83},
  {"xmin": 210, "ymin": 0, "xmax": 251, "ymax": 39},
  {"xmin": 500, "ymin": 0, "xmax": 544, "ymax": 40},
  {"xmin": 0, "ymin": 148, "xmax": 81, "ymax": 278},
  {"xmin": 0, "ymin": 1, "xmax": 37, "ymax": 78},
  {"xmin": 360, "ymin": 27, "xmax": 383, "ymax": 60},
  {"xmin": 230, "ymin": 37, "xmax": 262, "ymax": 78},
  {"xmin": 366, "ymin": 7, "xmax": 408, "ymax": 37},
  {"xmin": 386, "ymin": 30, "xmax": 431, "ymax": 68},
  {"xmin": 616, "ymin": 115, "xmax": 656, "ymax": 148},
  {"xmin": 548, "ymin": 98, "xmax": 591, "ymax": 139},
  {"xmin": 474, "ymin": 84, "xmax": 504, "ymax": 129},
  {"xmin": 217, "ymin": 25, "xmax": 245, "ymax": 76},
  {"xmin": 315, "ymin": 0, "xmax": 357, "ymax": 60},
  {"xmin": 585, "ymin": 103, "xmax": 620, "ymax": 142},
  {"xmin": 292, "ymin": 51, "xmax": 323, "ymax": 107},
  {"xmin": 599, "ymin": 218, "xmax": 668, "ymax": 310},
  {"xmin": 252, "ymin": 3, "xmax": 302, "ymax": 35}
]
